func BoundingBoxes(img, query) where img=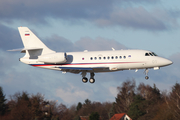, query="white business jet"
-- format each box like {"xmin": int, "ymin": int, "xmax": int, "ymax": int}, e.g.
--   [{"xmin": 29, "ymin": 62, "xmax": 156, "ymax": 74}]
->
[{"xmin": 9, "ymin": 27, "xmax": 173, "ymax": 83}]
